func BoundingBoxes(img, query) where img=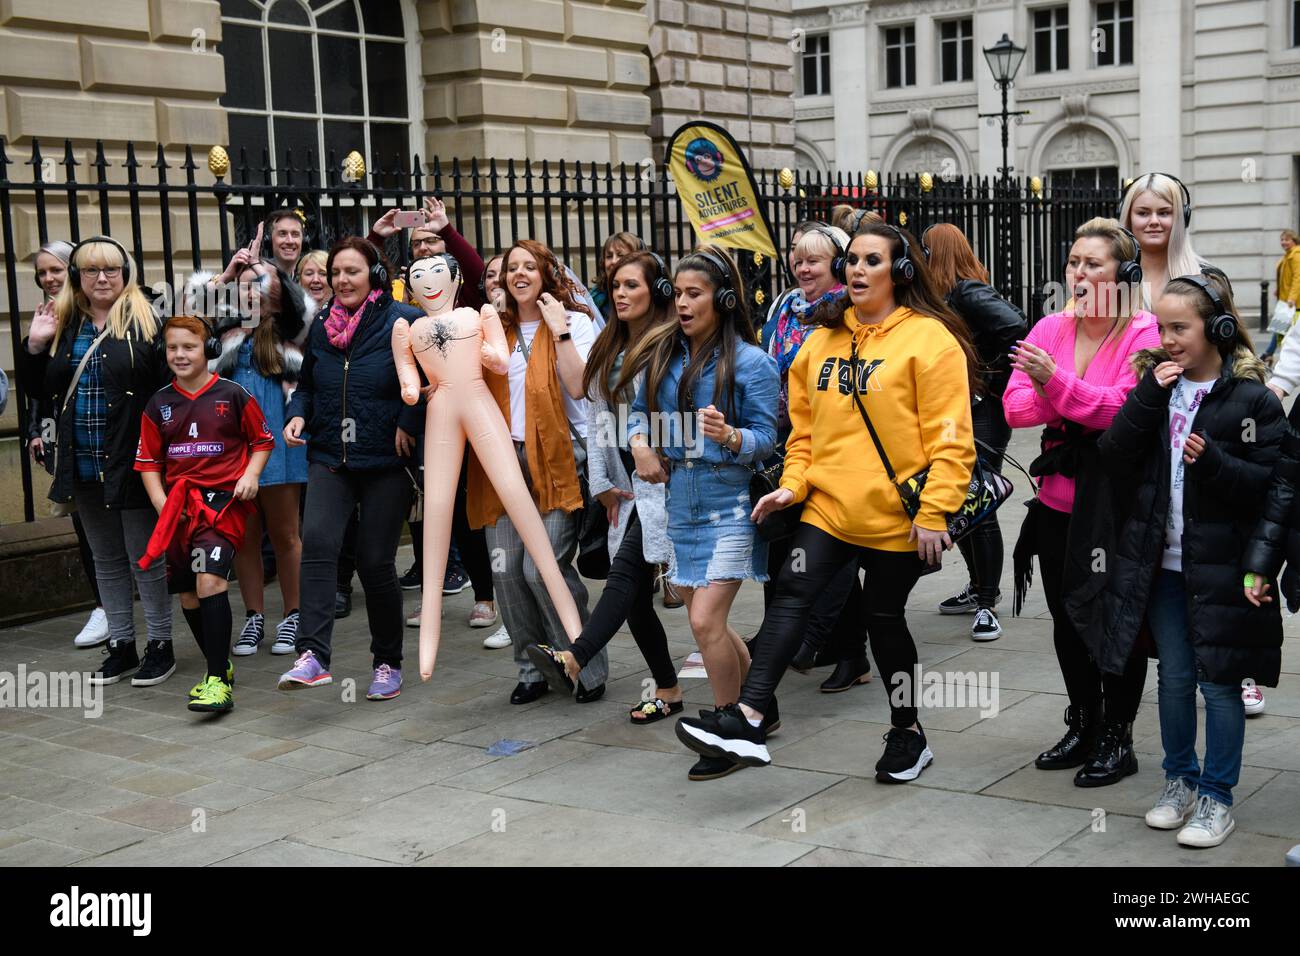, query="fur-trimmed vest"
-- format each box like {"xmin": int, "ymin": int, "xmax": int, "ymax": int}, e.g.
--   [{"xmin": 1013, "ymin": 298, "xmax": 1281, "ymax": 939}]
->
[{"xmin": 185, "ymin": 269, "xmax": 316, "ymax": 400}]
